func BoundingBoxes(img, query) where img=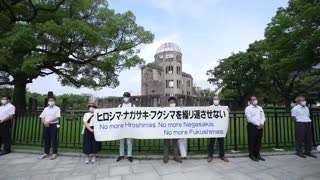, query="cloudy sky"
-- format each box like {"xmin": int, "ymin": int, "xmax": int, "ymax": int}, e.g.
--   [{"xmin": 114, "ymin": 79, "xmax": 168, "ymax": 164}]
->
[{"xmin": 28, "ymin": 0, "xmax": 288, "ymax": 98}]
